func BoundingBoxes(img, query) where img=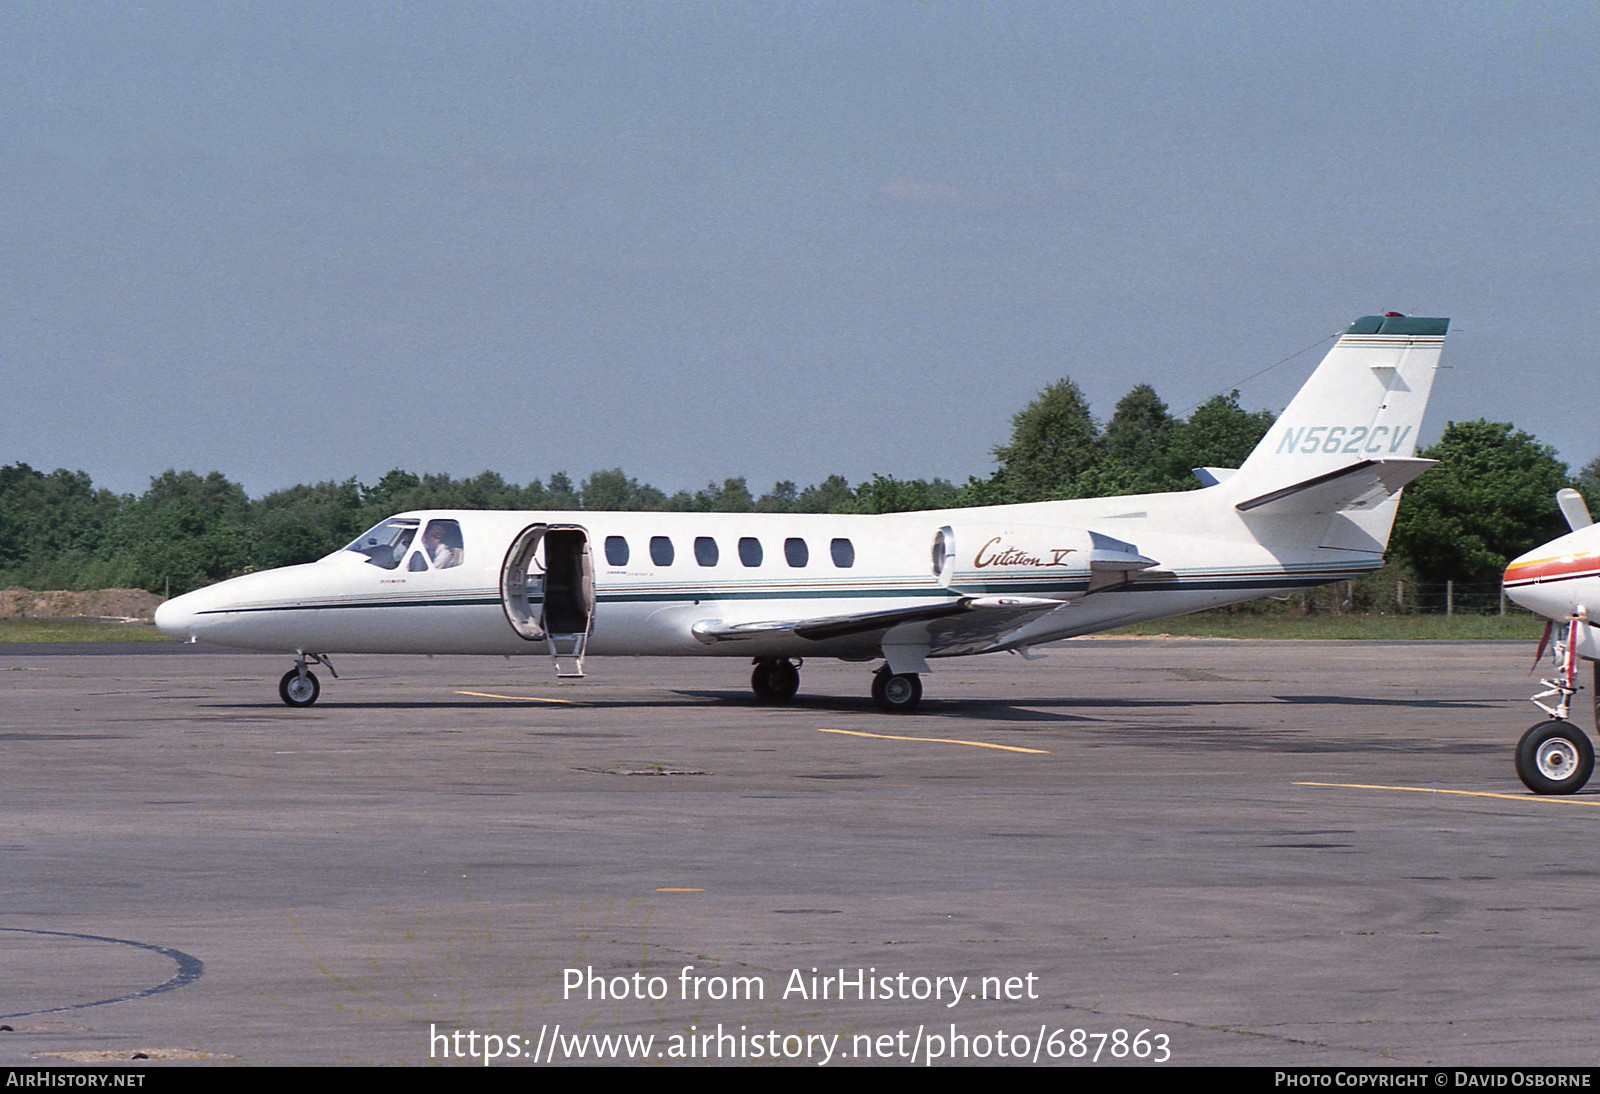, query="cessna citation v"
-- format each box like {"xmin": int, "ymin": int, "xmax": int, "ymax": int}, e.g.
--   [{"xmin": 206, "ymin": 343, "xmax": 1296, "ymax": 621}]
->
[
  {"xmin": 1502, "ymin": 489, "xmax": 1600, "ymax": 793},
  {"xmin": 156, "ymin": 312, "xmax": 1448, "ymax": 713}
]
